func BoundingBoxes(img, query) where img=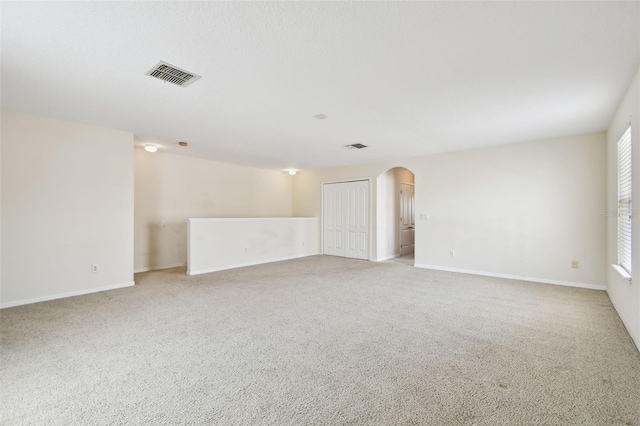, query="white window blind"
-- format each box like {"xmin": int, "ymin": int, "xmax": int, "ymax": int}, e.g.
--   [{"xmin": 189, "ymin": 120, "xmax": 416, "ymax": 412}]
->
[{"xmin": 617, "ymin": 127, "xmax": 632, "ymax": 274}]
